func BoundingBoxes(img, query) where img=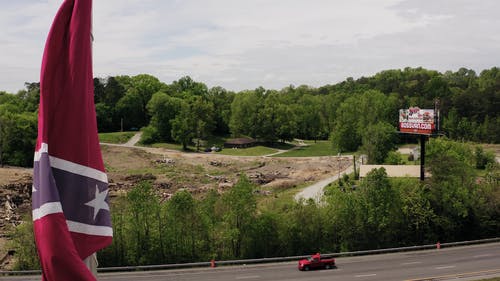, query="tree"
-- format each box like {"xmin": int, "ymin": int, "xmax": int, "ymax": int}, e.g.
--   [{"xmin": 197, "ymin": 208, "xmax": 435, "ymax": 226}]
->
[
  {"xmin": 170, "ymin": 76, "xmax": 208, "ymax": 97},
  {"xmin": 443, "ymin": 108, "xmax": 460, "ymax": 139},
  {"xmin": 425, "ymin": 138, "xmax": 476, "ymax": 240},
  {"xmin": 130, "ymin": 74, "xmax": 167, "ymax": 124},
  {"xmin": 8, "ymin": 219, "xmax": 40, "ymax": 270},
  {"xmin": 259, "ymin": 91, "xmax": 280, "ymax": 142},
  {"xmin": 394, "ymin": 178, "xmax": 436, "ymax": 244},
  {"xmin": 426, "ymin": 137, "xmax": 474, "ymax": 184},
  {"xmin": 220, "ymin": 175, "xmax": 257, "ymax": 258},
  {"xmin": 190, "ymin": 96, "xmax": 215, "ymax": 150},
  {"xmin": 93, "ymin": 78, "xmax": 106, "ymax": 104},
  {"xmin": 165, "ymin": 190, "xmax": 199, "ymax": 261},
  {"xmin": 247, "ymin": 211, "xmax": 282, "ymax": 258},
  {"xmin": 474, "ymin": 146, "xmax": 496, "ymax": 169},
  {"xmin": 16, "ymin": 82, "xmax": 40, "ymax": 112},
  {"xmin": 275, "ymin": 102, "xmax": 298, "ymax": 142},
  {"xmin": 360, "ymin": 168, "xmax": 402, "ymax": 248},
  {"xmin": 171, "ymin": 96, "xmax": 215, "ymax": 150},
  {"xmin": 229, "ymin": 90, "xmax": 264, "ymax": 138},
  {"xmin": 146, "ymin": 92, "xmax": 182, "ymax": 142},
  {"xmin": 207, "ymin": 86, "xmax": 234, "ymax": 135},
  {"xmin": 444, "ymin": 67, "xmax": 477, "ymax": 90},
  {"xmin": 115, "ymin": 90, "xmax": 144, "ymax": 130},
  {"xmin": 324, "ymin": 184, "xmax": 366, "ymax": 251},
  {"xmin": 164, "ymin": 190, "xmax": 211, "ymax": 262},
  {"xmin": 0, "ymin": 111, "xmax": 37, "ymax": 167},
  {"xmin": 109, "ymin": 74, "xmax": 167, "ymax": 131},
  {"xmin": 170, "ymin": 100, "xmax": 194, "ymax": 150},
  {"xmin": 124, "ymin": 182, "xmax": 161, "ymax": 265},
  {"xmin": 95, "ymin": 103, "xmax": 114, "ymax": 132},
  {"xmin": 361, "ymin": 121, "xmax": 398, "ymax": 164},
  {"xmin": 103, "ymin": 76, "xmax": 126, "ymax": 105},
  {"xmin": 330, "ymin": 95, "xmax": 361, "ymax": 152},
  {"xmin": 294, "ymin": 94, "xmax": 322, "ymax": 141}
]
